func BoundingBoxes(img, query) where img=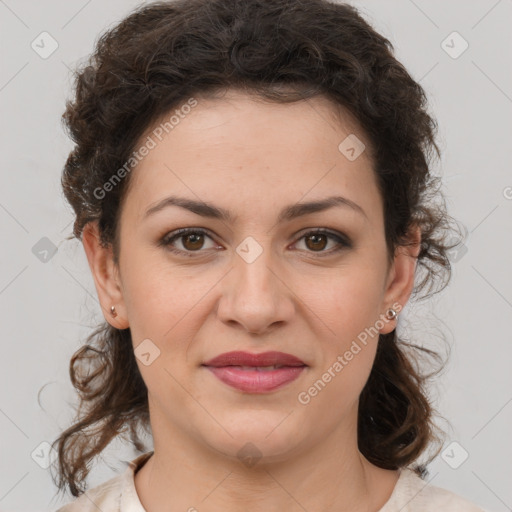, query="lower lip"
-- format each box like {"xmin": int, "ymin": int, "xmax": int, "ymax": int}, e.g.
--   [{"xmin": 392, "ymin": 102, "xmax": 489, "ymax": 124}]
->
[{"xmin": 204, "ymin": 365, "xmax": 306, "ymax": 393}]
